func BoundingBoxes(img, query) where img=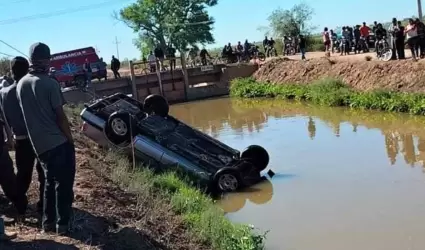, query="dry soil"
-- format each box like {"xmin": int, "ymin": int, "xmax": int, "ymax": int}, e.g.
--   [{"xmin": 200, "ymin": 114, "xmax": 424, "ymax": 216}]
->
[{"xmin": 254, "ymin": 51, "xmax": 425, "ymax": 93}]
